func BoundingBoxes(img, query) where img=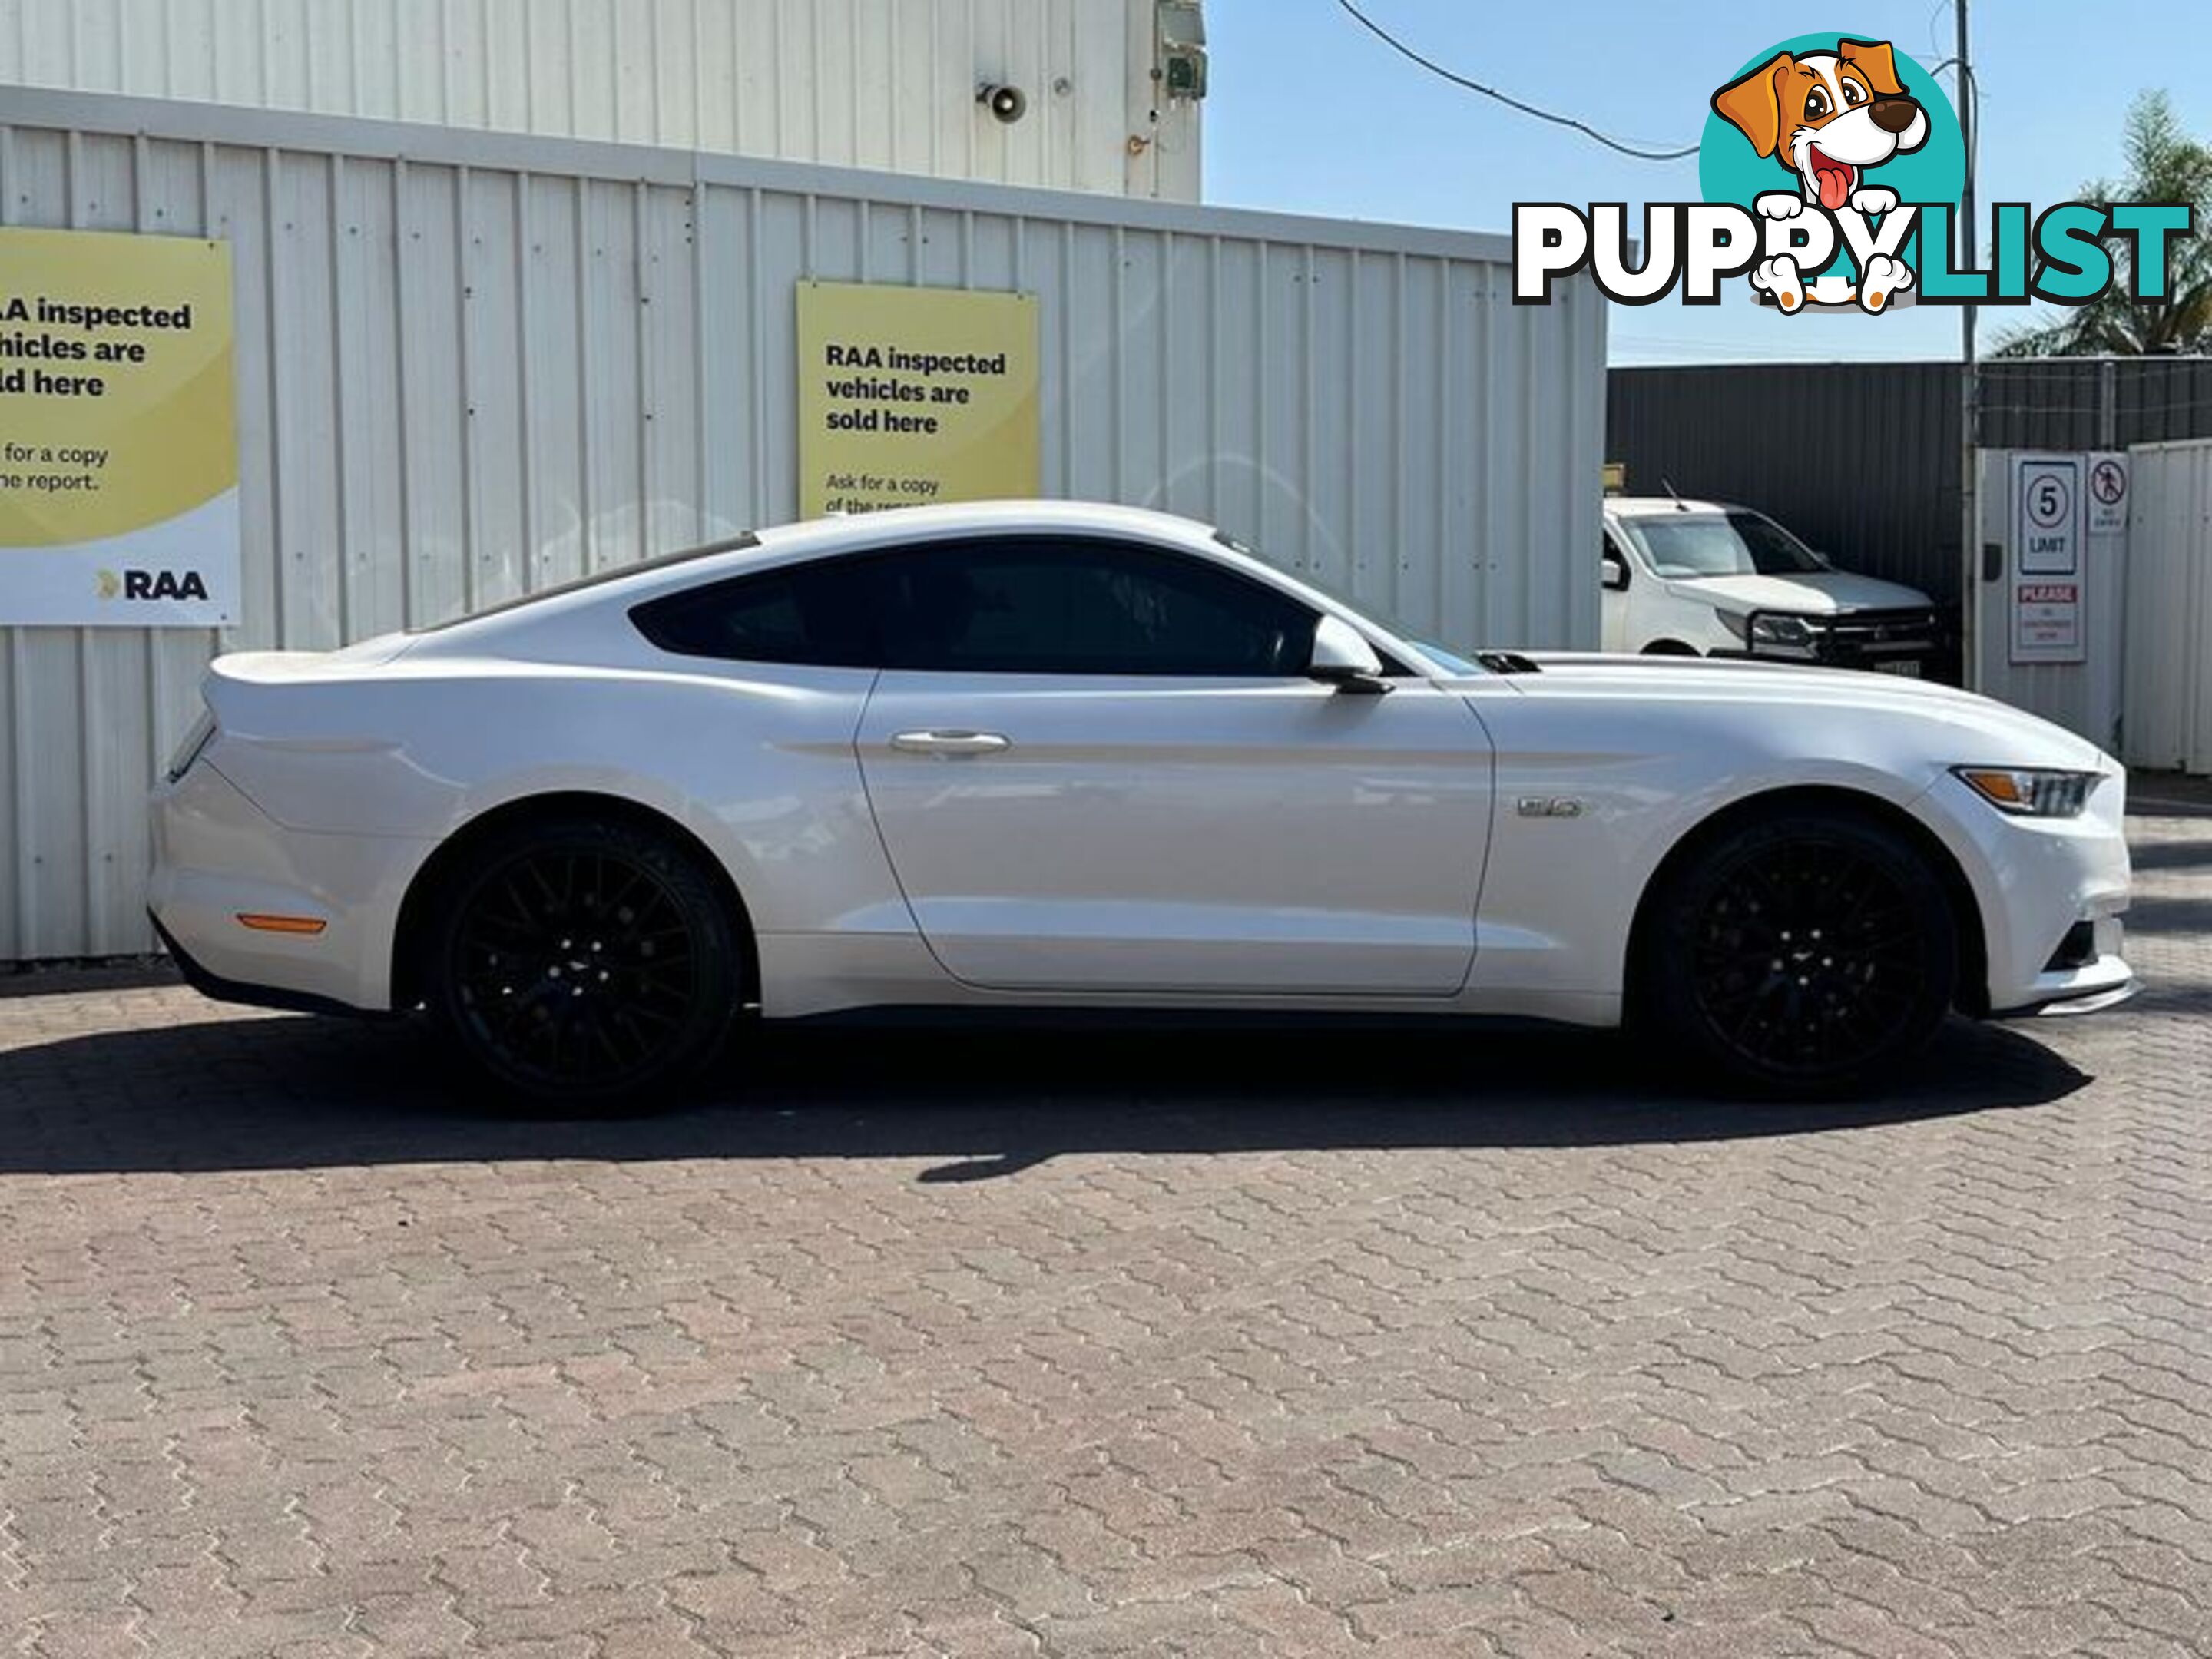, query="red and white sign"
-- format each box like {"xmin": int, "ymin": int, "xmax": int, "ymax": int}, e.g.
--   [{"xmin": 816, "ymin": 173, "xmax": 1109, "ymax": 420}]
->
[
  {"xmin": 2011, "ymin": 456, "xmax": 2085, "ymax": 664},
  {"xmin": 2015, "ymin": 581, "xmax": 2081, "ymax": 652},
  {"xmin": 2088, "ymin": 452, "xmax": 2129, "ymax": 535}
]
